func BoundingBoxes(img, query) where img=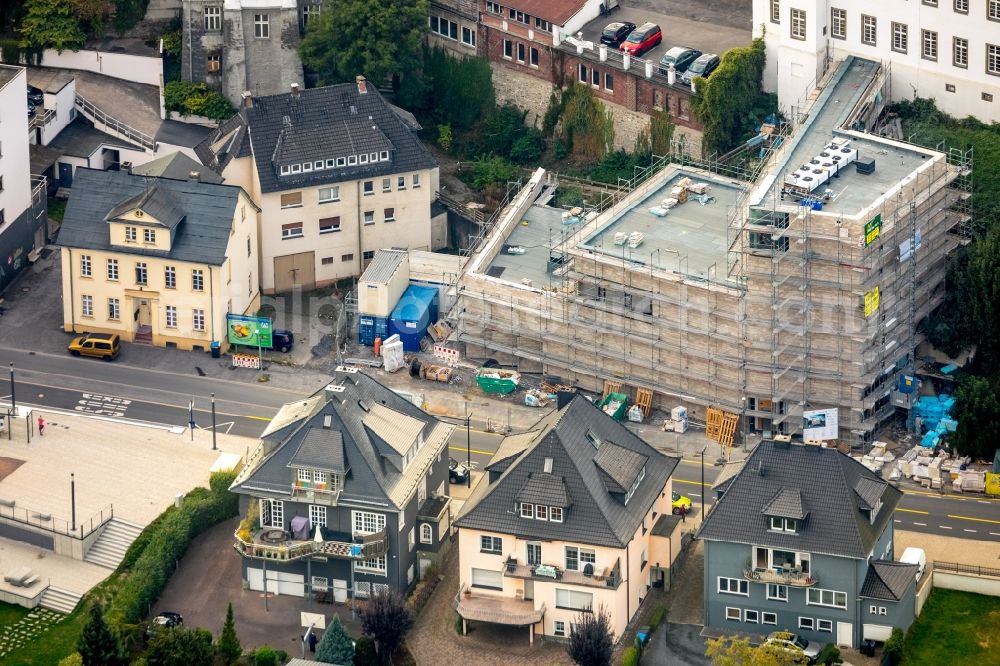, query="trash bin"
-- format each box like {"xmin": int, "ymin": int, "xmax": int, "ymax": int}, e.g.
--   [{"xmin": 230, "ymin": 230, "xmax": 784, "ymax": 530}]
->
[{"xmin": 210, "ymin": 341, "xmax": 221, "ymax": 358}]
